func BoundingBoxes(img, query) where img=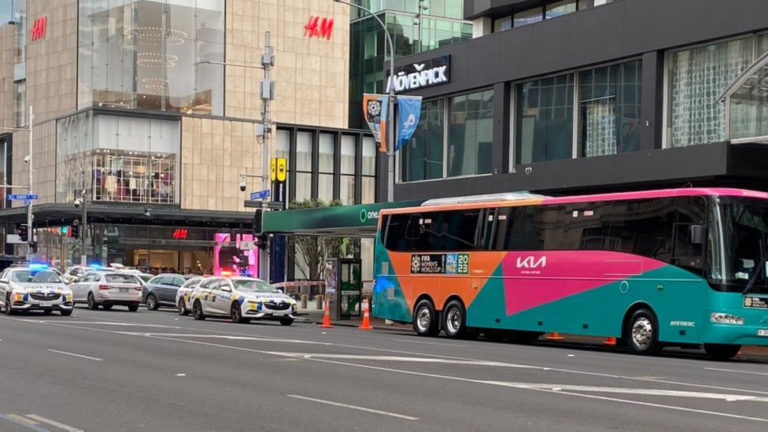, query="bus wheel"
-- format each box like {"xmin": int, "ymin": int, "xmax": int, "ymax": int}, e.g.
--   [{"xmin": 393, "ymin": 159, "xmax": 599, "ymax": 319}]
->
[
  {"xmin": 626, "ymin": 308, "xmax": 660, "ymax": 355},
  {"xmin": 413, "ymin": 299, "xmax": 439, "ymax": 337},
  {"xmin": 443, "ymin": 300, "xmax": 469, "ymax": 339},
  {"xmin": 704, "ymin": 344, "xmax": 741, "ymax": 361}
]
